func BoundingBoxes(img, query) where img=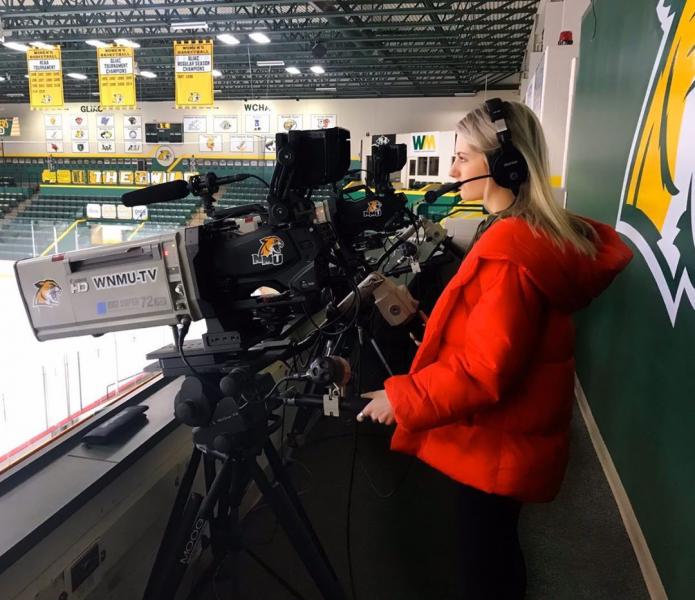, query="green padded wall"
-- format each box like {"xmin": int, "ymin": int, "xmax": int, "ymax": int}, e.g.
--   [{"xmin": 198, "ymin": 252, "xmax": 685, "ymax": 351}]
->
[{"xmin": 565, "ymin": 1, "xmax": 695, "ymax": 598}]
